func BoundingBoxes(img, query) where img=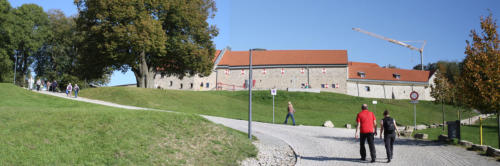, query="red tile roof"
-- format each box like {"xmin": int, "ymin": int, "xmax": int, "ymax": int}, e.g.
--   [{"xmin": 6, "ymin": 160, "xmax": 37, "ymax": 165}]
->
[
  {"xmin": 218, "ymin": 50, "xmax": 348, "ymax": 66},
  {"xmin": 213, "ymin": 50, "xmax": 222, "ymax": 62},
  {"xmin": 348, "ymin": 62, "xmax": 432, "ymax": 82}
]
